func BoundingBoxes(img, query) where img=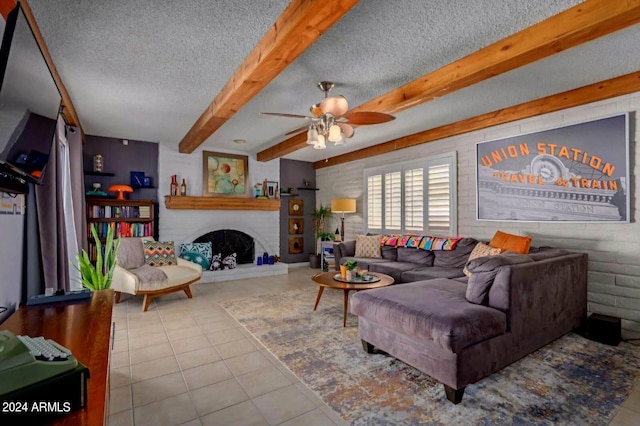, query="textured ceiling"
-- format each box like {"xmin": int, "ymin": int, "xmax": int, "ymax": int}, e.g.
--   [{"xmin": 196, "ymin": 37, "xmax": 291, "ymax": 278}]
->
[{"xmin": 26, "ymin": 0, "xmax": 638, "ymax": 163}]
